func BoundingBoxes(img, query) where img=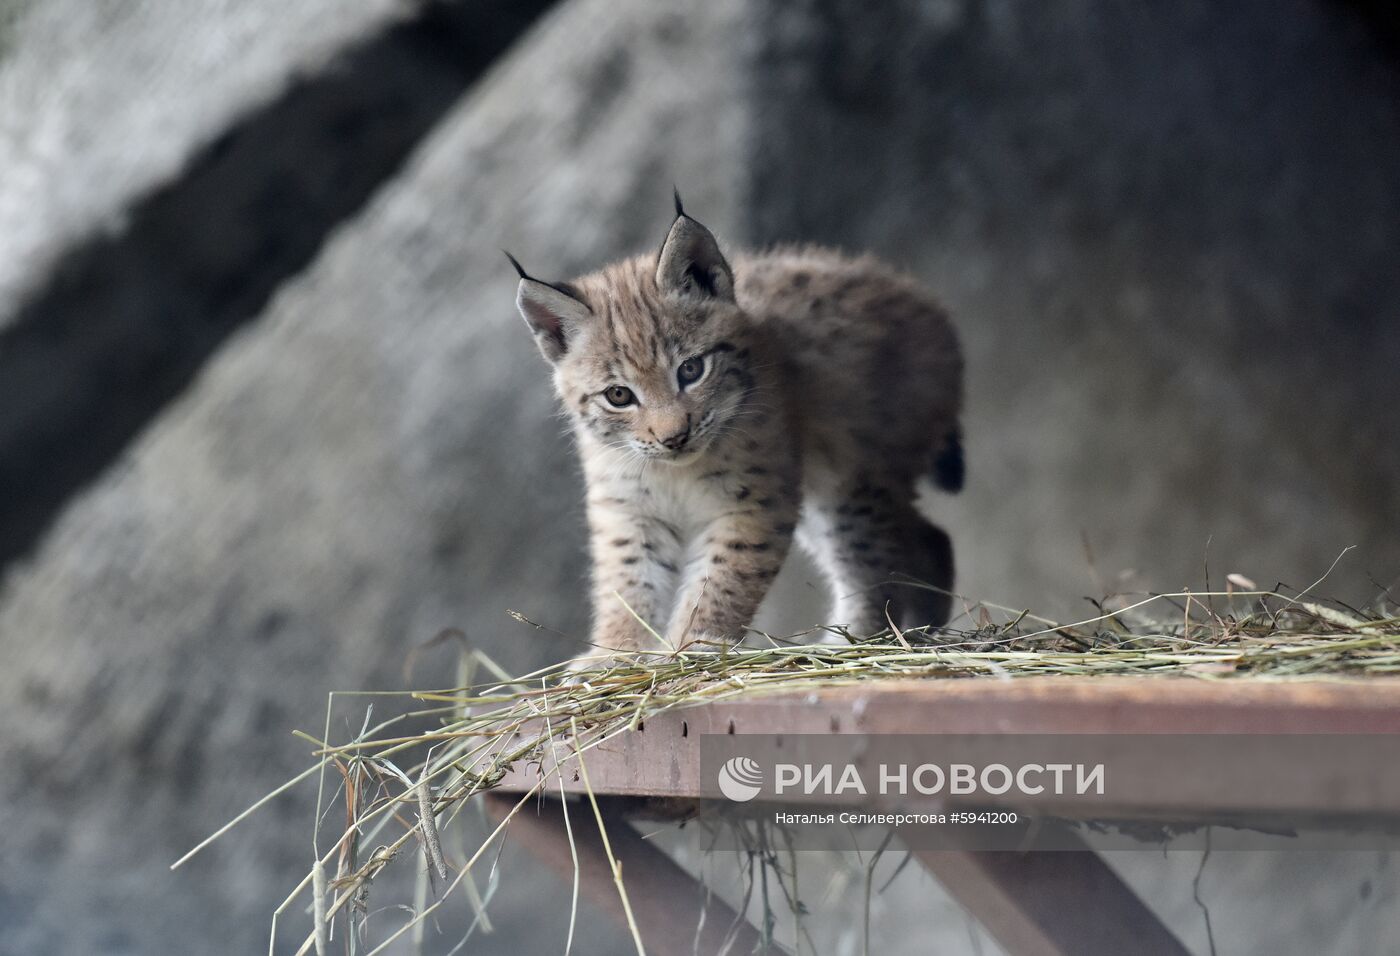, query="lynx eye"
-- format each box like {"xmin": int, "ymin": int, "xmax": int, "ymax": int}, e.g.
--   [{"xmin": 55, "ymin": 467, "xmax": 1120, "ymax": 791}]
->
[
  {"xmin": 603, "ymin": 385, "xmax": 636, "ymax": 408},
  {"xmin": 677, "ymin": 356, "xmax": 706, "ymax": 387}
]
